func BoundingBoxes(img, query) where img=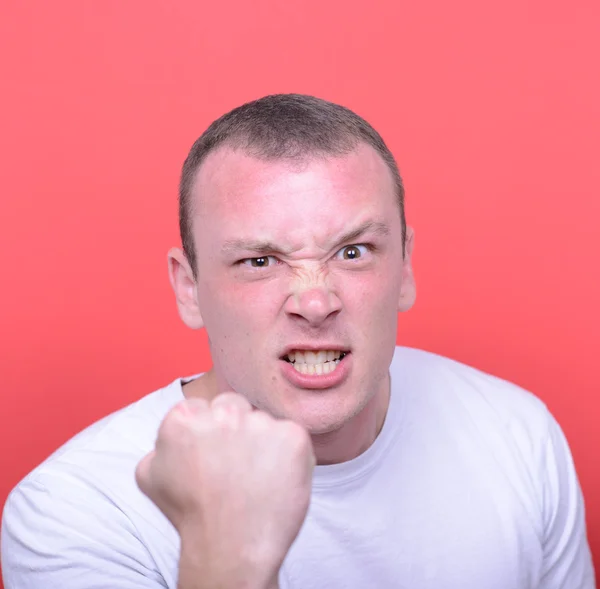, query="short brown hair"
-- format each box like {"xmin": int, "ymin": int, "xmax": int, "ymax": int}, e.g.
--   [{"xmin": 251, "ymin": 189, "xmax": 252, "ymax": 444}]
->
[{"xmin": 179, "ymin": 94, "xmax": 406, "ymax": 275}]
